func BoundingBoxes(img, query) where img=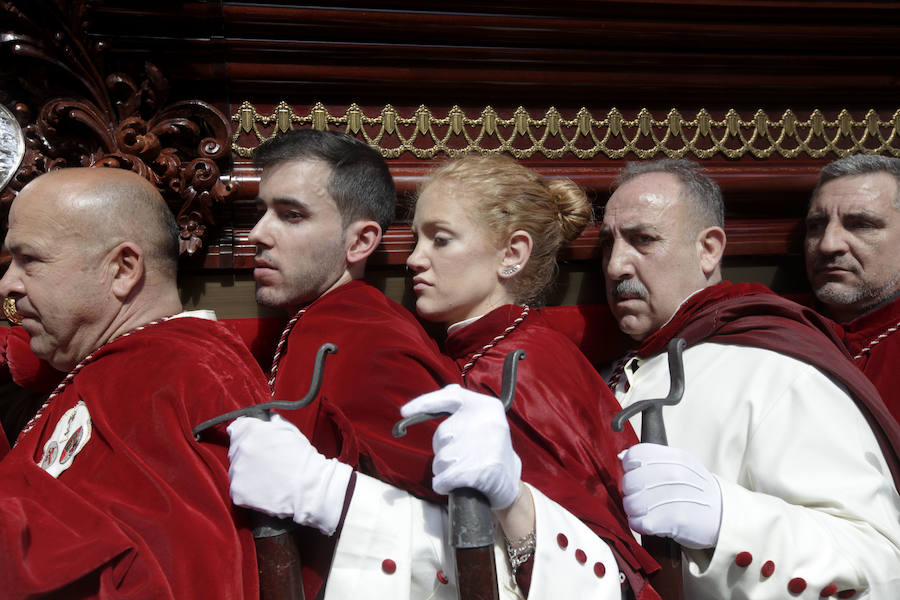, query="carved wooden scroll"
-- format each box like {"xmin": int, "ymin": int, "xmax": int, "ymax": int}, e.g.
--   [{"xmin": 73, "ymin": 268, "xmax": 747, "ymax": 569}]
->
[{"xmin": 0, "ymin": 0, "xmax": 235, "ymax": 256}]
